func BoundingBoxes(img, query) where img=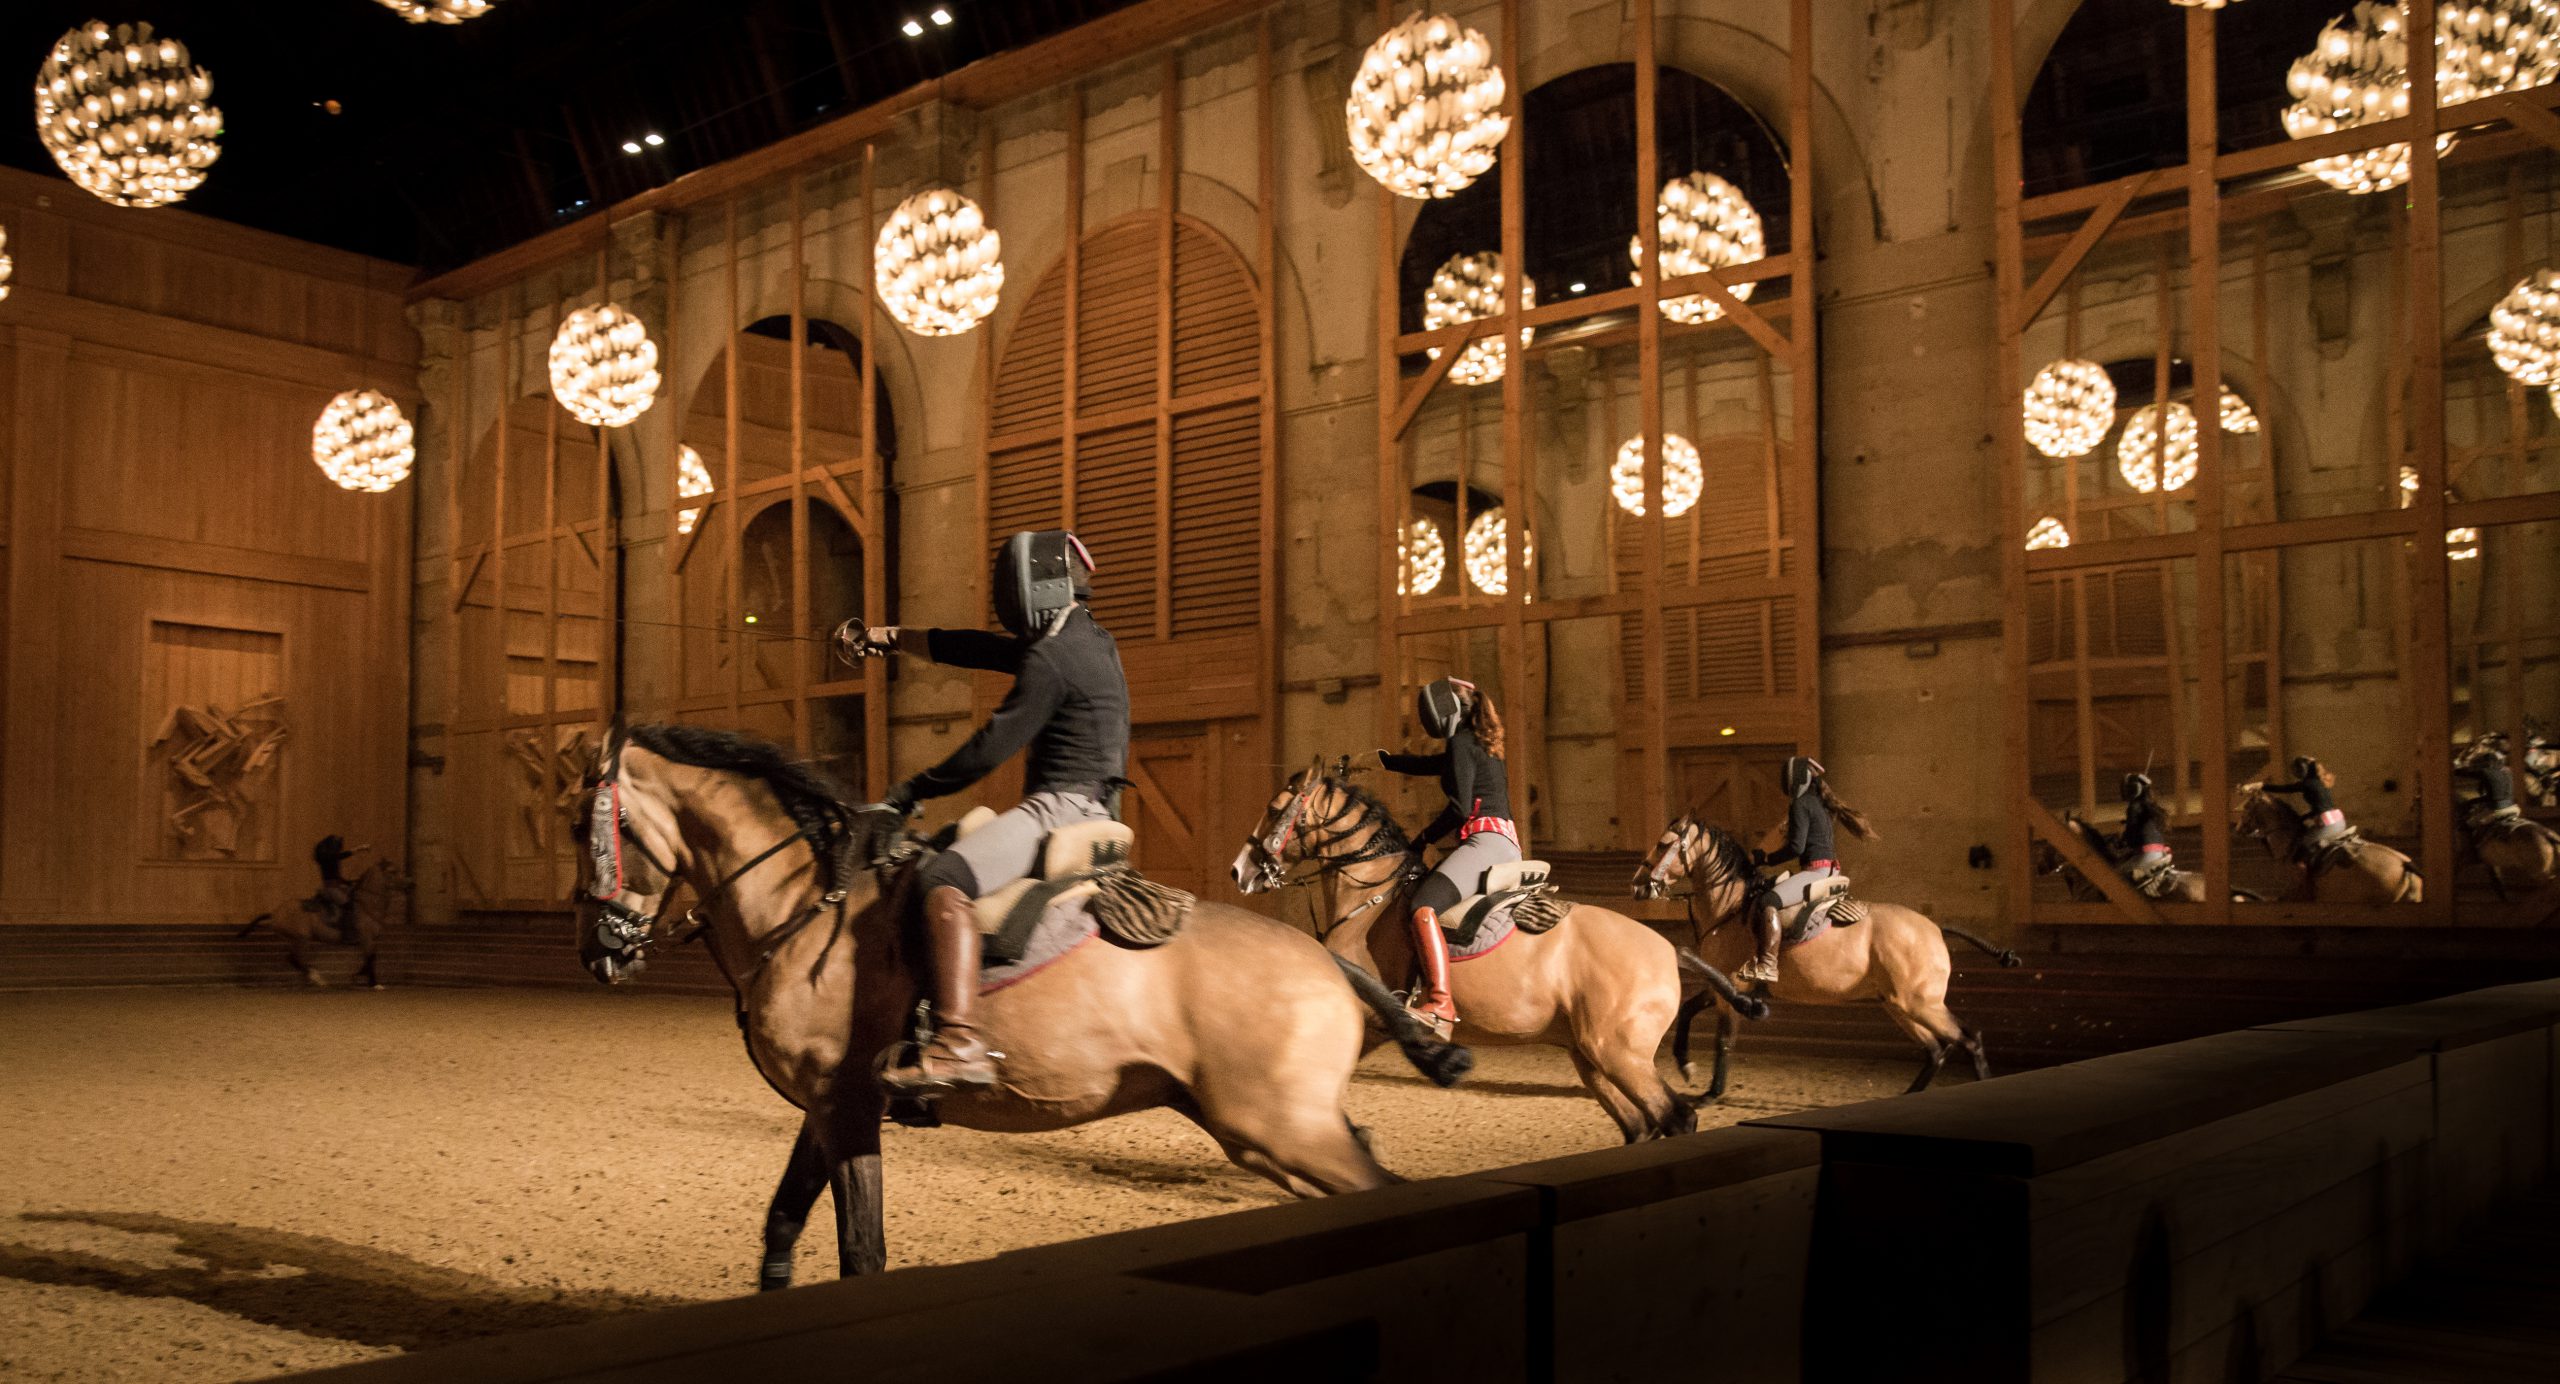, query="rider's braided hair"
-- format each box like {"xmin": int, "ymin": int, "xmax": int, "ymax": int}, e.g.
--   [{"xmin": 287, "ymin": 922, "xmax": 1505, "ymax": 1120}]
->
[{"xmin": 624, "ymin": 723, "xmax": 862, "ymax": 894}]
